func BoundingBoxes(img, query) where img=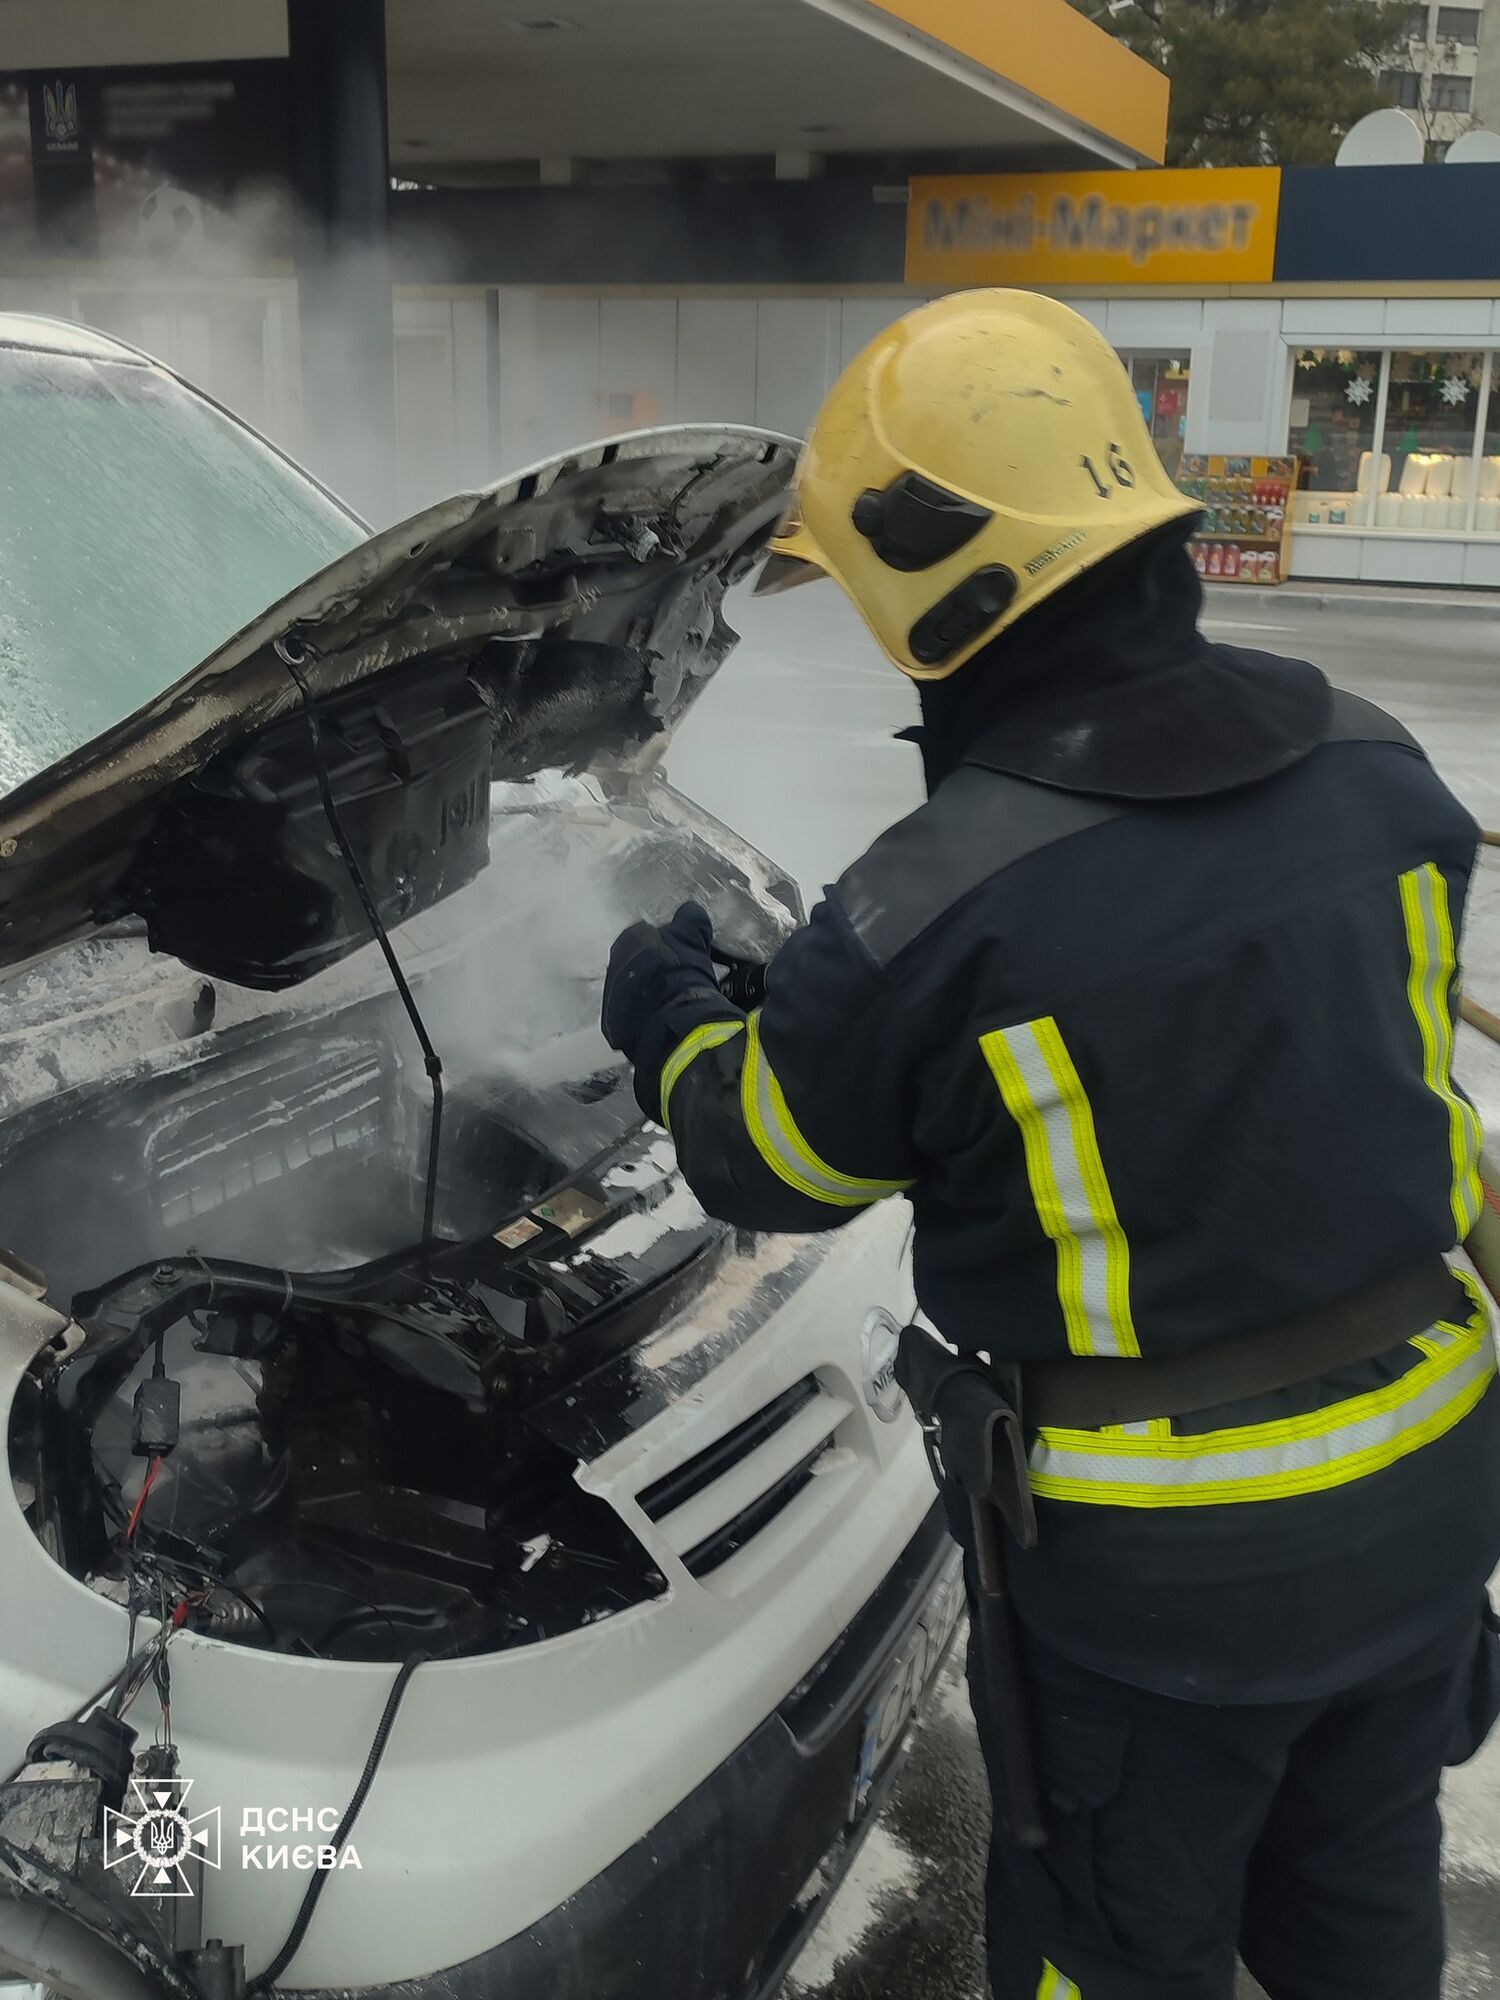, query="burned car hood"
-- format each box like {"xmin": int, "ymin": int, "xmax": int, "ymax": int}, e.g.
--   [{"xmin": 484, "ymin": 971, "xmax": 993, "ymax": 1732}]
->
[{"xmin": 0, "ymin": 425, "xmax": 797, "ymax": 987}]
